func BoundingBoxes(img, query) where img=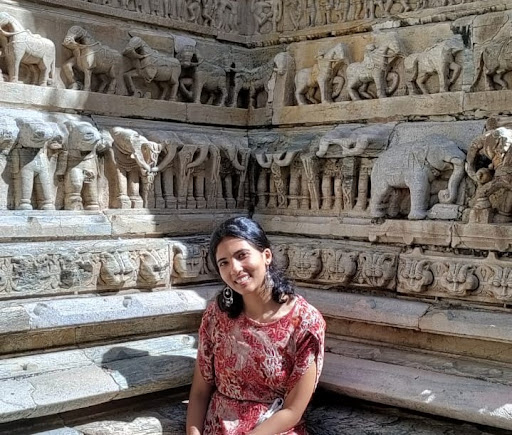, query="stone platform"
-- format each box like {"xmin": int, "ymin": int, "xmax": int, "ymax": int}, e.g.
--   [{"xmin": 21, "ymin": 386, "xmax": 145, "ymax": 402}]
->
[{"xmin": 0, "ymin": 389, "xmax": 509, "ymax": 435}]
